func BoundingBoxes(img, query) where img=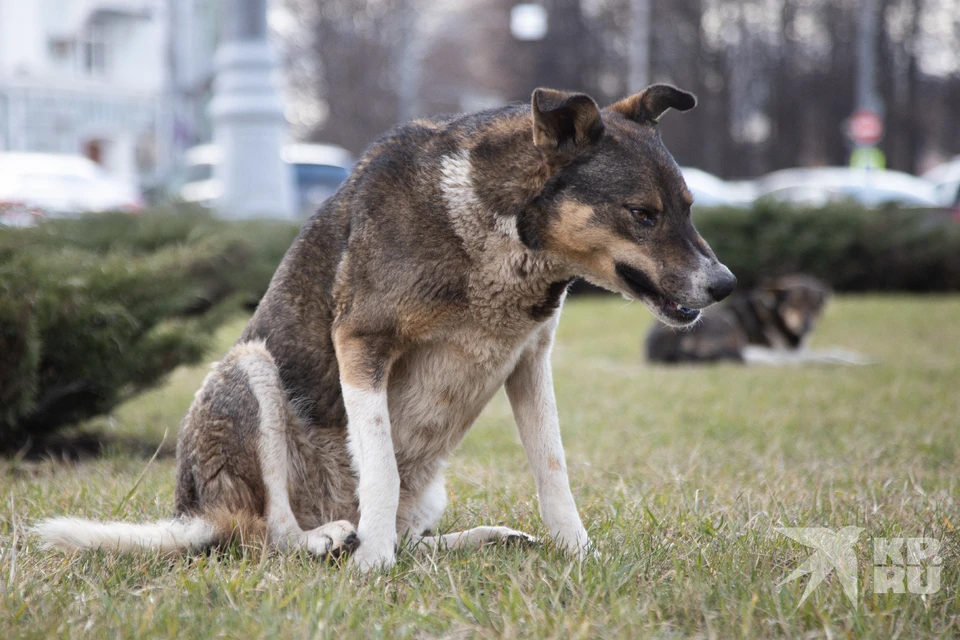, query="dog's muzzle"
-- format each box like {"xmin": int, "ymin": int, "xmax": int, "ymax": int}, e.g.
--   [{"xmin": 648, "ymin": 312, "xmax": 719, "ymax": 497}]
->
[{"xmin": 615, "ymin": 263, "xmax": 704, "ymax": 325}]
